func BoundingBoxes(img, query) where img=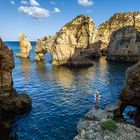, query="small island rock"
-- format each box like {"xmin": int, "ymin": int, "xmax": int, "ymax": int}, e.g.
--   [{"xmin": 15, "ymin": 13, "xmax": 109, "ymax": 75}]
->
[{"xmin": 16, "ymin": 33, "xmax": 32, "ymax": 58}]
